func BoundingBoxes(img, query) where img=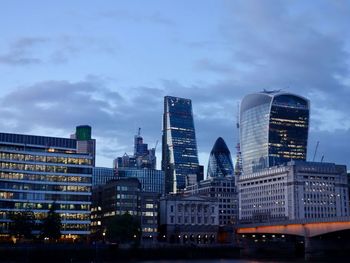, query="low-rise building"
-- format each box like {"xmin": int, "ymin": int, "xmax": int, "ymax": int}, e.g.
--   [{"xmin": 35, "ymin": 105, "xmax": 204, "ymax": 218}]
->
[
  {"xmin": 184, "ymin": 176, "xmax": 238, "ymax": 226},
  {"xmin": 238, "ymin": 161, "xmax": 349, "ymax": 222},
  {"xmin": 159, "ymin": 194, "xmax": 219, "ymax": 244},
  {"xmin": 91, "ymin": 178, "xmax": 159, "ymax": 242}
]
